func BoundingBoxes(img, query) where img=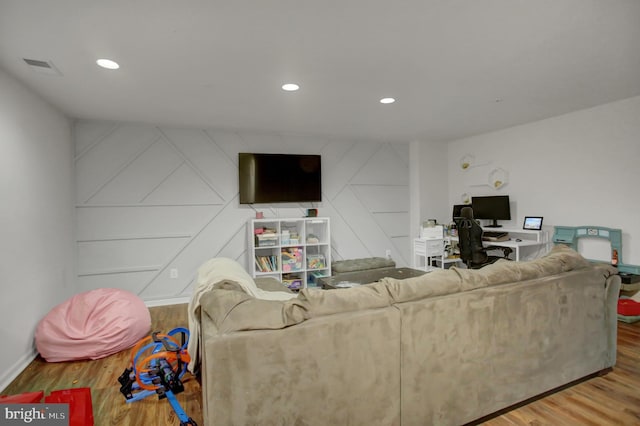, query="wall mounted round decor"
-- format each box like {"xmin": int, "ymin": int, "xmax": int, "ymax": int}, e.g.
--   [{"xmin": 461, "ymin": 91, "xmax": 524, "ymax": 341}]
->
[
  {"xmin": 459, "ymin": 154, "xmax": 474, "ymax": 170},
  {"xmin": 488, "ymin": 168, "xmax": 508, "ymax": 189}
]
